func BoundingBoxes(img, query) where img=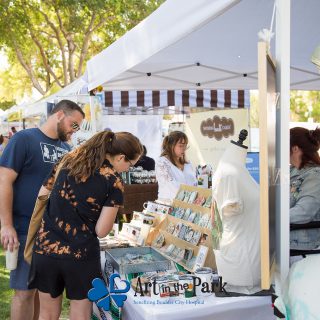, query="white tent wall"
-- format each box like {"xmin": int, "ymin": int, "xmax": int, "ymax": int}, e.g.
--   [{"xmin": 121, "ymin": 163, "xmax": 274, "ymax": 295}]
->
[{"xmin": 101, "ymin": 115, "xmax": 162, "ymax": 161}]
